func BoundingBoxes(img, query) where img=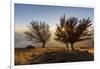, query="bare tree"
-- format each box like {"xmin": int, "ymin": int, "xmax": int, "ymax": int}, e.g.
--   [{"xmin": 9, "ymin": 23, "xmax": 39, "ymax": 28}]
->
[
  {"xmin": 24, "ymin": 21, "xmax": 51, "ymax": 48},
  {"xmin": 55, "ymin": 15, "xmax": 92, "ymax": 50}
]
